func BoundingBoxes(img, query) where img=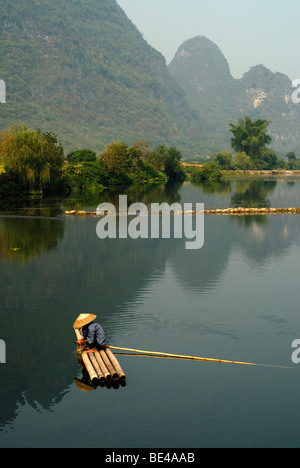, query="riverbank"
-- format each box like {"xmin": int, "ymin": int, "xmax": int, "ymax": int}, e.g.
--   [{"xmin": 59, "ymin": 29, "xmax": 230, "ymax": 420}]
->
[{"xmin": 221, "ymin": 170, "xmax": 300, "ymax": 178}]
